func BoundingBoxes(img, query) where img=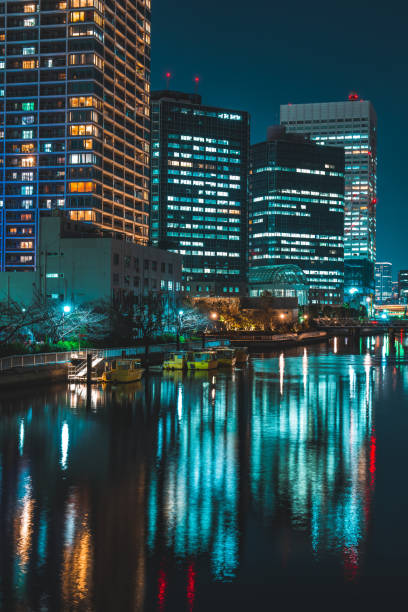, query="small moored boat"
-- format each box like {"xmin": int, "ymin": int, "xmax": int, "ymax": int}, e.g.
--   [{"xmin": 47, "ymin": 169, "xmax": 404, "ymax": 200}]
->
[
  {"xmin": 101, "ymin": 358, "xmax": 144, "ymax": 384},
  {"xmin": 215, "ymin": 347, "xmax": 237, "ymax": 368},
  {"xmin": 187, "ymin": 351, "xmax": 218, "ymax": 371},
  {"xmin": 163, "ymin": 351, "xmax": 187, "ymax": 370}
]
